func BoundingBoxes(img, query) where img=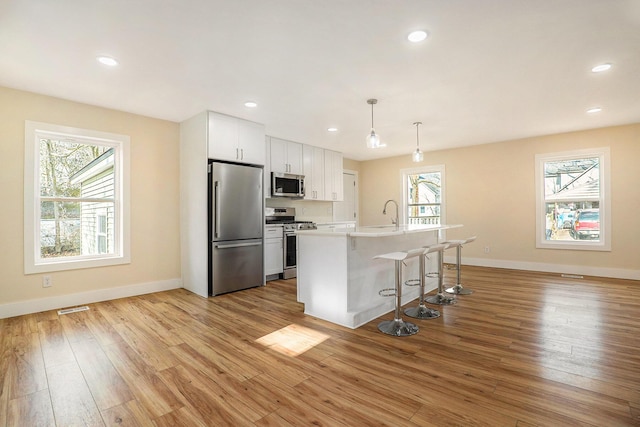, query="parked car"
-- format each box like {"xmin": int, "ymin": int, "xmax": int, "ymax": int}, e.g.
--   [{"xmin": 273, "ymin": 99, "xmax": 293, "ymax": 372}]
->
[
  {"xmin": 557, "ymin": 211, "xmax": 575, "ymax": 229},
  {"xmin": 570, "ymin": 209, "xmax": 600, "ymax": 239}
]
